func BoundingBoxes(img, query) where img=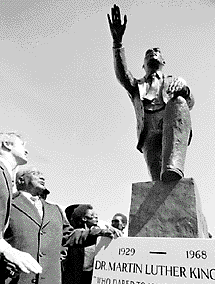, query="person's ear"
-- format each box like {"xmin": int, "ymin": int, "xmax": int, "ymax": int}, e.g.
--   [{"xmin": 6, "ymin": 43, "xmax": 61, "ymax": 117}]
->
[
  {"xmin": 2, "ymin": 140, "xmax": 13, "ymax": 151},
  {"xmin": 82, "ymin": 216, "xmax": 87, "ymax": 222},
  {"xmin": 17, "ymin": 176, "xmax": 25, "ymax": 186}
]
